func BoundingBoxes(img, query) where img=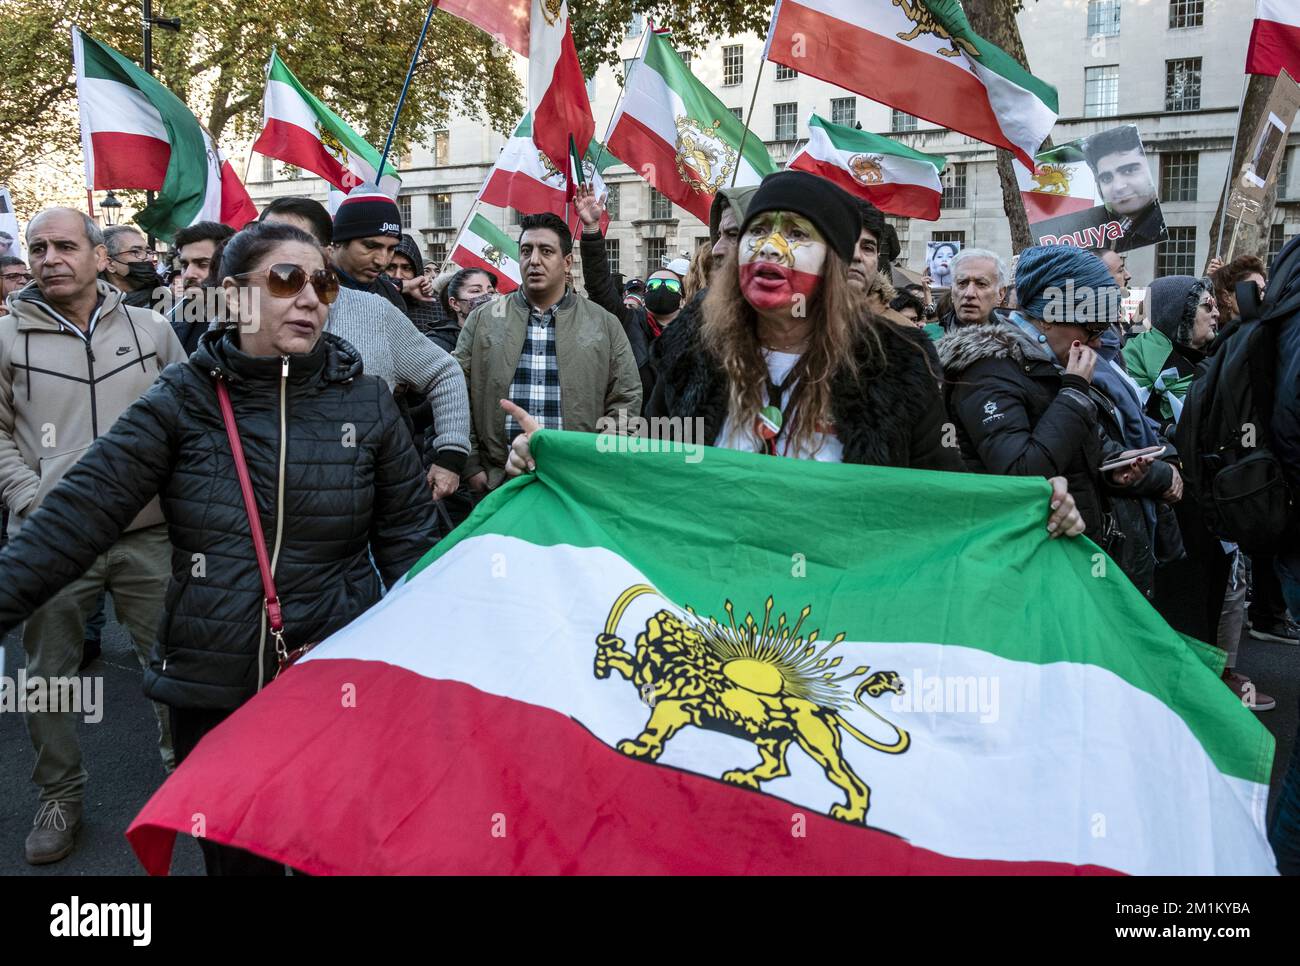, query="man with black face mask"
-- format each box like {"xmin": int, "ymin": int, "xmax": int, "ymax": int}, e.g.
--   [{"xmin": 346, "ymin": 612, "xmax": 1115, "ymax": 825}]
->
[
  {"xmin": 574, "ymin": 184, "xmax": 682, "ymax": 401},
  {"xmin": 101, "ymin": 225, "xmax": 162, "ymax": 310}
]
